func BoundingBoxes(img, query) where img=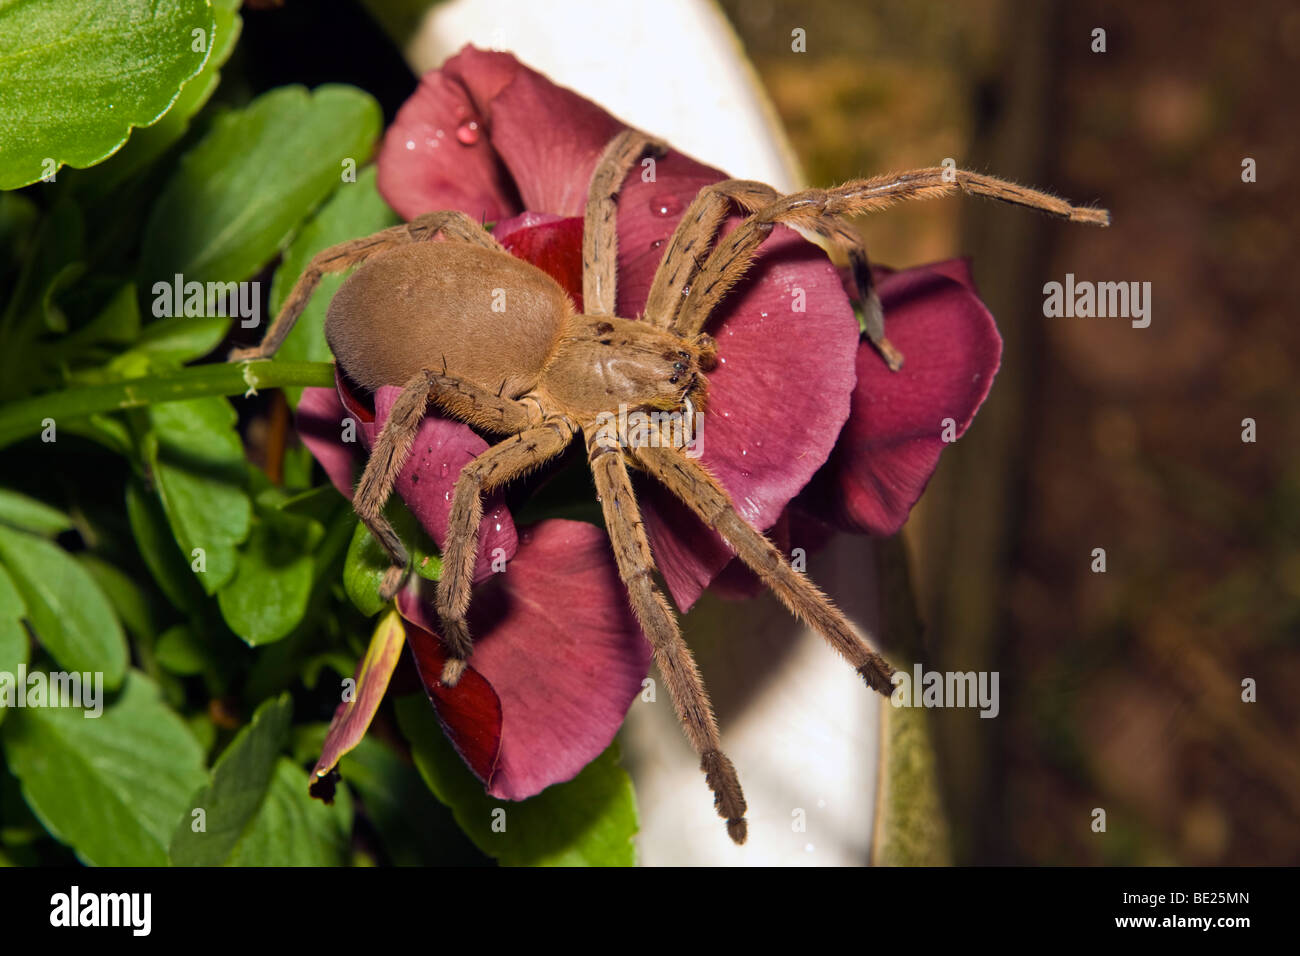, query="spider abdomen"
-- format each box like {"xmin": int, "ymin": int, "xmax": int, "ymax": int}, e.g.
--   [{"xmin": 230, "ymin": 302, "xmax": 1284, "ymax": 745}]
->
[{"xmin": 325, "ymin": 242, "xmax": 573, "ymax": 396}]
